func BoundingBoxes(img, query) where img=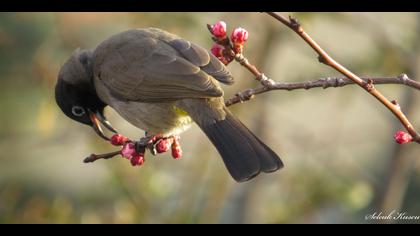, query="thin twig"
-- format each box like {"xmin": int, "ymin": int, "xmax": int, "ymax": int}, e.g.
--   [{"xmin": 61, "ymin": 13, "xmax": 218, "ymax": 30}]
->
[
  {"xmin": 225, "ymin": 74, "xmax": 420, "ymax": 106},
  {"xmin": 265, "ymin": 12, "xmax": 420, "ymax": 143},
  {"xmin": 208, "ymin": 28, "xmax": 276, "ymax": 88},
  {"xmin": 84, "ymin": 150, "xmax": 121, "ymax": 163}
]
